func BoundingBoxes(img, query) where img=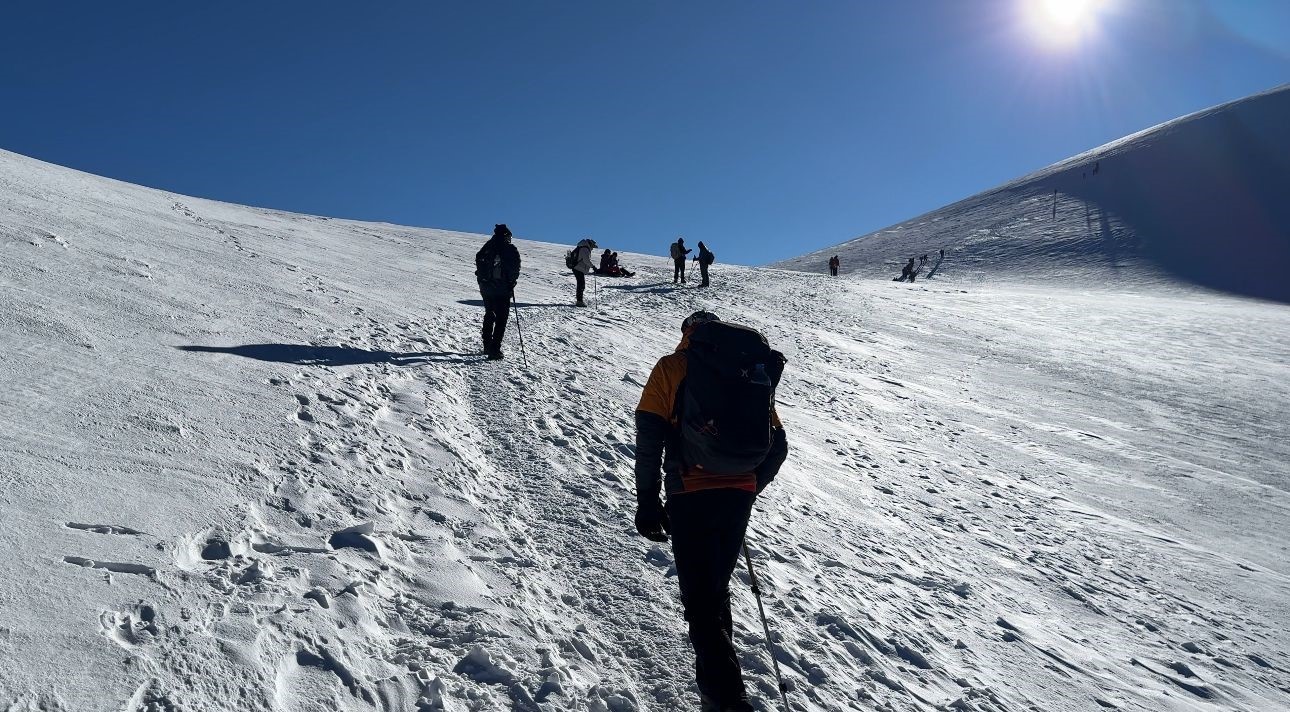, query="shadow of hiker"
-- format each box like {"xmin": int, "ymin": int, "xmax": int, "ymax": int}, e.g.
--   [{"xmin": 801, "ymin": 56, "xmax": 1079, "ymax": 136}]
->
[
  {"xmin": 457, "ymin": 299, "xmax": 567, "ymax": 308},
  {"xmin": 178, "ymin": 344, "xmax": 482, "ymax": 366},
  {"xmin": 600, "ymin": 282, "xmax": 683, "ymax": 294}
]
